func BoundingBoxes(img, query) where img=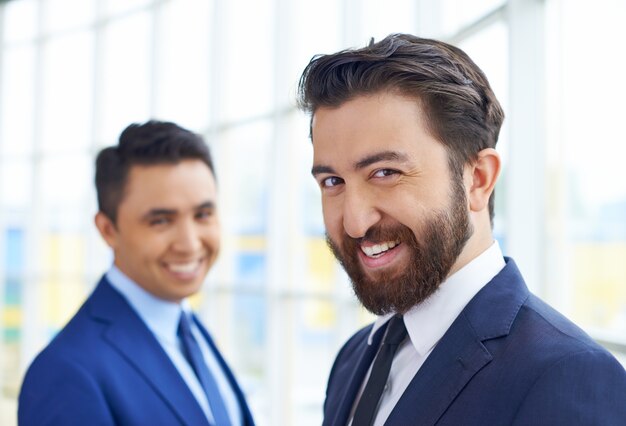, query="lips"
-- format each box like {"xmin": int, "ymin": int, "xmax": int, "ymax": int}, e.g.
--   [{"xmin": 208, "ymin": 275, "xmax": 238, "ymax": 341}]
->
[{"xmin": 356, "ymin": 239, "xmax": 405, "ymax": 271}]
